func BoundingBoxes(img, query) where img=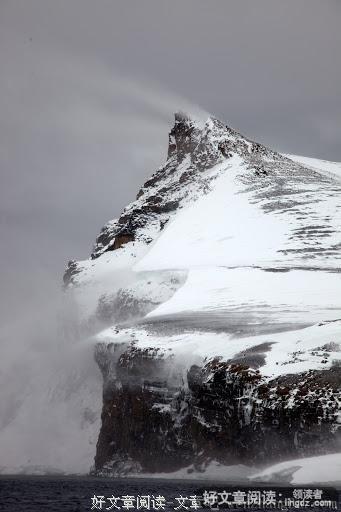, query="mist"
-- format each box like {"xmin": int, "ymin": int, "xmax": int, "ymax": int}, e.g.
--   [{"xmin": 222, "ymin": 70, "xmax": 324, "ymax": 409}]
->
[
  {"xmin": 0, "ymin": 80, "xmax": 205, "ymax": 473},
  {"xmin": 0, "ymin": 58, "xmax": 205, "ymax": 470}
]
